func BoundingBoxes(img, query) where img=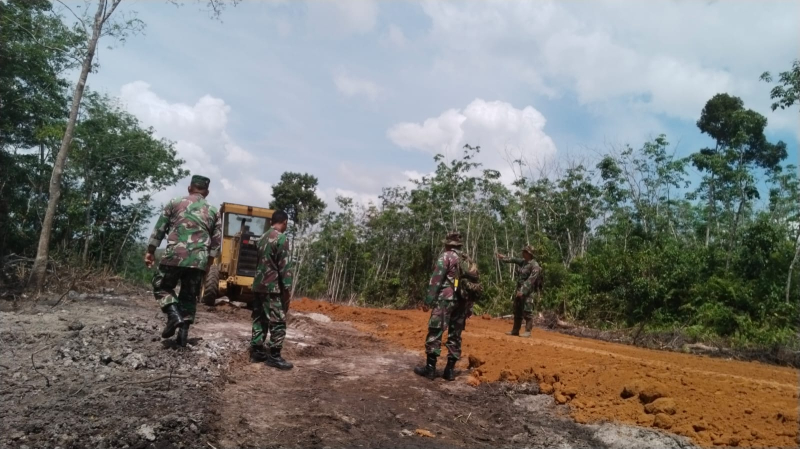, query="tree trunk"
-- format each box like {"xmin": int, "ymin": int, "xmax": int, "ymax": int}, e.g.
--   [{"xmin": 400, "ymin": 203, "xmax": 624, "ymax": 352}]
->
[
  {"xmin": 290, "ymin": 237, "xmax": 308, "ymax": 299},
  {"xmin": 787, "ymin": 232, "xmax": 800, "ymax": 303},
  {"xmin": 81, "ymin": 180, "xmax": 94, "ymax": 265},
  {"xmin": 28, "ymin": 0, "xmax": 108, "ymax": 291},
  {"xmin": 113, "ymin": 200, "xmax": 144, "ymax": 269}
]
